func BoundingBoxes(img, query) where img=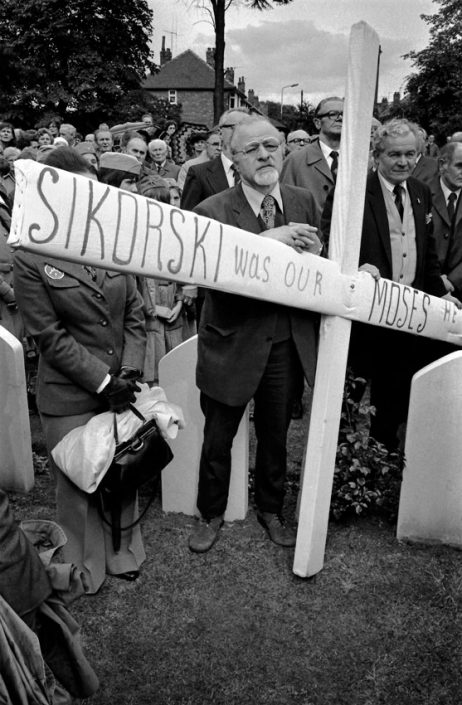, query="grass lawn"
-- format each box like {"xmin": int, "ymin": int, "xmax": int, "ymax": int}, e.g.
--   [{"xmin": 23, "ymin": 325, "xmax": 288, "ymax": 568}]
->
[{"xmin": 8, "ymin": 407, "xmax": 462, "ymax": 705}]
